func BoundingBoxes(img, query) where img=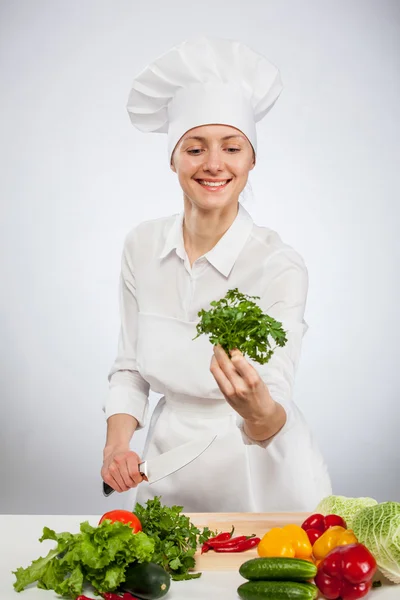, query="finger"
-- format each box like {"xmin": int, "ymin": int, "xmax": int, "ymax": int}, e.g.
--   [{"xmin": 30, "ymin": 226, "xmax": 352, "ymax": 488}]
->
[
  {"xmin": 113, "ymin": 453, "xmax": 138, "ymax": 489},
  {"xmin": 214, "ymin": 344, "xmax": 243, "ymax": 388},
  {"xmin": 101, "ymin": 464, "xmax": 125, "ymax": 494},
  {"xmin": 229, "ymin": 349, "xmax": 261, "ymax": 388},
  {"xmin": 210, "ymin": 354, "xmax": 236, "ymax": 401},
  {"xmin": 213, "ymin": 343, "xmax": 231, "ymax": 365},
  {"xmin": 126, "ymin": 452, "xmax": 144, "ymax": 486},
  {"xmin": 107, "ymin": 462, "xmax": 131, "ymax": 492},
  {"xmin": 104, "ymin": 470, "xmax": 126, "ymax": 493}
]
